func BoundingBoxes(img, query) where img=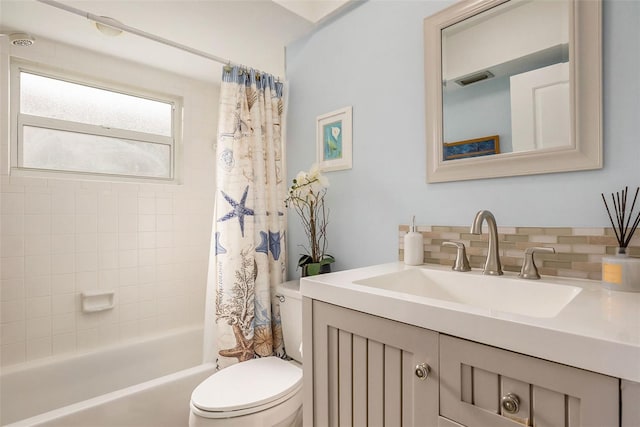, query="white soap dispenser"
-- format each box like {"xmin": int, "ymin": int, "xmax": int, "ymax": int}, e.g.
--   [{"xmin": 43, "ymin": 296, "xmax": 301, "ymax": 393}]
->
[{"xmin": 404, "ymin": 215, "xmax": 424, "ymax": 266}]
